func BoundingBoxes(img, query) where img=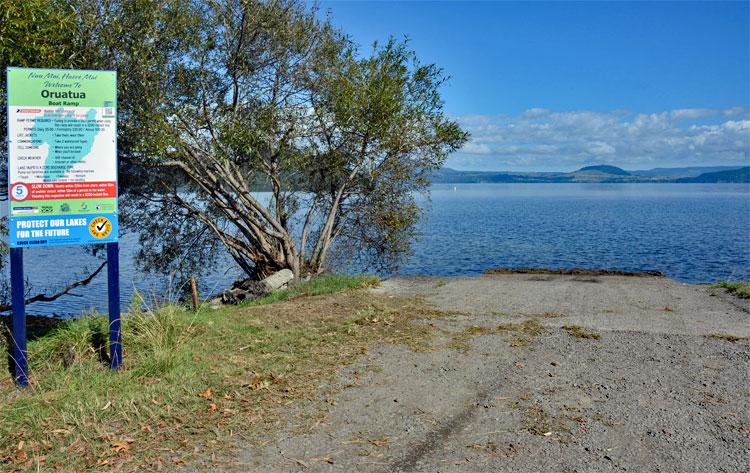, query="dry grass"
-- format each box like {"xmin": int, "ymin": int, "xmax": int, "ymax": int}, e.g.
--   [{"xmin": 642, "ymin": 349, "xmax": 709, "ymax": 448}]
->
[
  {"xmin": 447, "ymin": 320, "xmax": 546, "ymax": 351},
  {"xmin": 526, "ymin": 311, "xmax": 565, "ymax": 318},
  {"xmin": 497, "ymin": 320, "xmax": 546, "ymax": 347},
  {"xmin": 707, "ymin": 333, "xmax": 747, "ymax": 343},
  {"xmin": 522, "ymin": 404, "xmax": 573, "ymax": 436},
  {"xmin": 446, "ymin": 325, "xmax": 495, "ymax": 352},
  {"xmin": 562, "ymin": 324, "xmax": 601, "ymax": 340},
  {"xmin": 0, "ymin": 276, "xmax": 447, "ymax": 472}
]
